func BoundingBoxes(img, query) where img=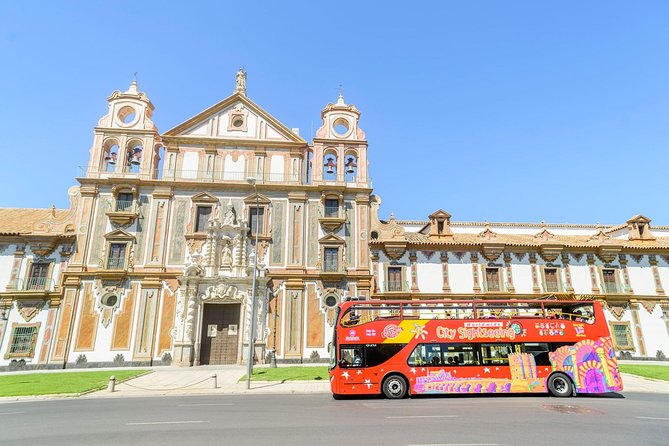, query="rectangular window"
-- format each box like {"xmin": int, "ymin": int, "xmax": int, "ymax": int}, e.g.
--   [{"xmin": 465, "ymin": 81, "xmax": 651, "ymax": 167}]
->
[
  {"xmin": 387, "ymin": 267, "xmax": 403, "ymax": 292},
  {"xmin": 116, "ymin": 192, "xmax": 134, "ymax": 212},
  {"xmin": 523, "ymin": 343, "xmax": 551, "ymax": 366},
  {"xmin": 27, "ymin": 262, "xmax": 49, "ymax": 290},
  {"xmin": 249, "ymin": 207, "xmax": 264, "ymax": 235},
  {"xmin": 339, "ymin": 345, "xmax": 364, "ymax": 368},
  {"xmin": 602, "ymin": 269, "xmax": 619, "ymax": 293},
  {"xmin": 610, "ymin": 322, "xmax": 634, "ymax": 350},
  {"xmin": 107, "ymin": 243, "xmax": 127, "ymax": 269},
  {"xmin": 544, "ymin": 268, "xmax": 560, "ymax": 292},
  {"xmin": 443, "ymin": 344, "xmax": 480, "ymax": 366},
  {"xmin": 8, "ymin": 325, "xmax": 39, "ymax": 357},
  {"xmin": 196, "ymin": 206, "xmax": 212, "ymax": 233},
  {"xmin": 324, "ymin": 247, "xmax": 339, "ymax": 272},
  {"xmin": 485, "ymin": 268, "xmax": 501, "ymax": 292},
  {"xmin": 324, "ymin": 199, "xmax": 339, "ymax": 218},
  {"xmin": 480, "ymin": 343, "xmax": 515, "ymax": 365}
]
